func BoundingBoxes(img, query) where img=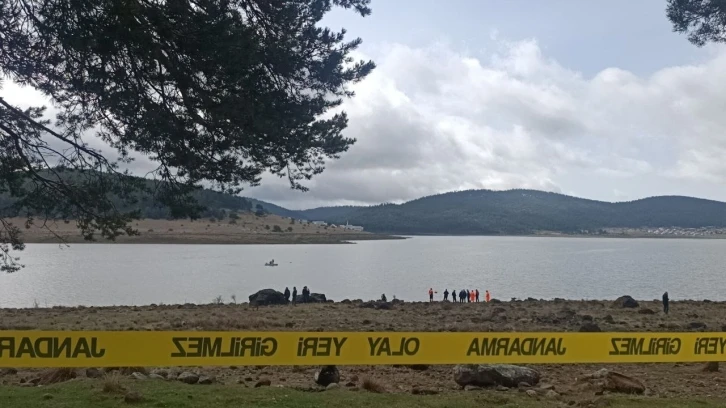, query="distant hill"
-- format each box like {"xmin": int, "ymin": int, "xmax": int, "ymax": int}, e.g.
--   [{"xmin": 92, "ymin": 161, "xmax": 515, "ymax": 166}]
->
[{"xmin": 252, "ymin": 189, "xmax": 726, "ymax": 235}]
